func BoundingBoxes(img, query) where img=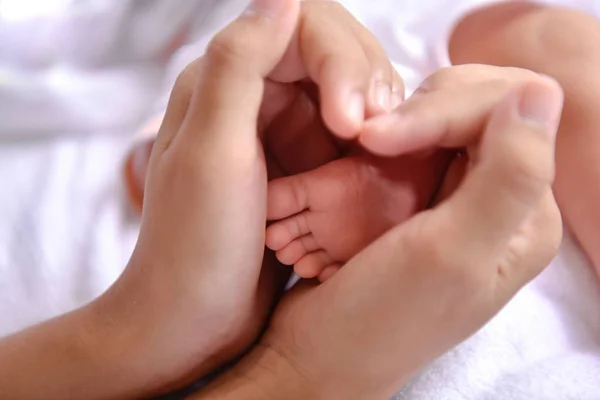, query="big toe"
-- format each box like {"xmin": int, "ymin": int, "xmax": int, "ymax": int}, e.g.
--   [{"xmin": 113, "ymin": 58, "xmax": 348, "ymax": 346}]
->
[
  {"xmin": 294, "ymin": 251, "xmax": 334, "ymax": 279},
  {"xmin": 318, "ymin": 264, "xmax": 342, "ymax": 283}
]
